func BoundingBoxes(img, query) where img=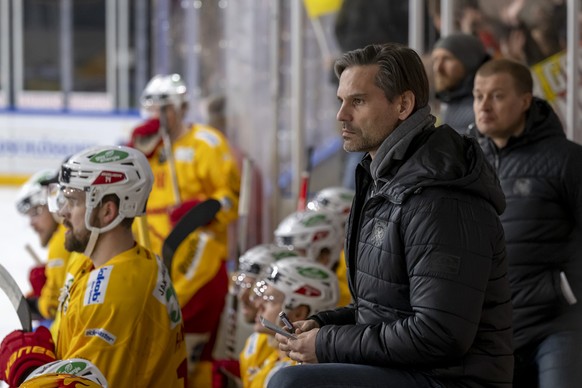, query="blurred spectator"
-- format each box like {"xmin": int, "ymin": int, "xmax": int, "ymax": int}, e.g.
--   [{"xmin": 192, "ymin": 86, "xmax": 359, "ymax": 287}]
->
[{"xmin": 431, "ymin": 33, "xmax": 490, "ymax": 132}]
